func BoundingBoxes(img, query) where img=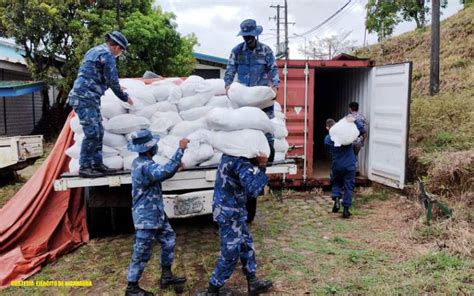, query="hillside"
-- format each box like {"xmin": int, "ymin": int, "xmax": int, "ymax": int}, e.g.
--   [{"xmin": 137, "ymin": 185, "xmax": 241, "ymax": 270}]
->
[{"xmin": 355, "ymin": 6, "xmax": 473, "ymax": 198}]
